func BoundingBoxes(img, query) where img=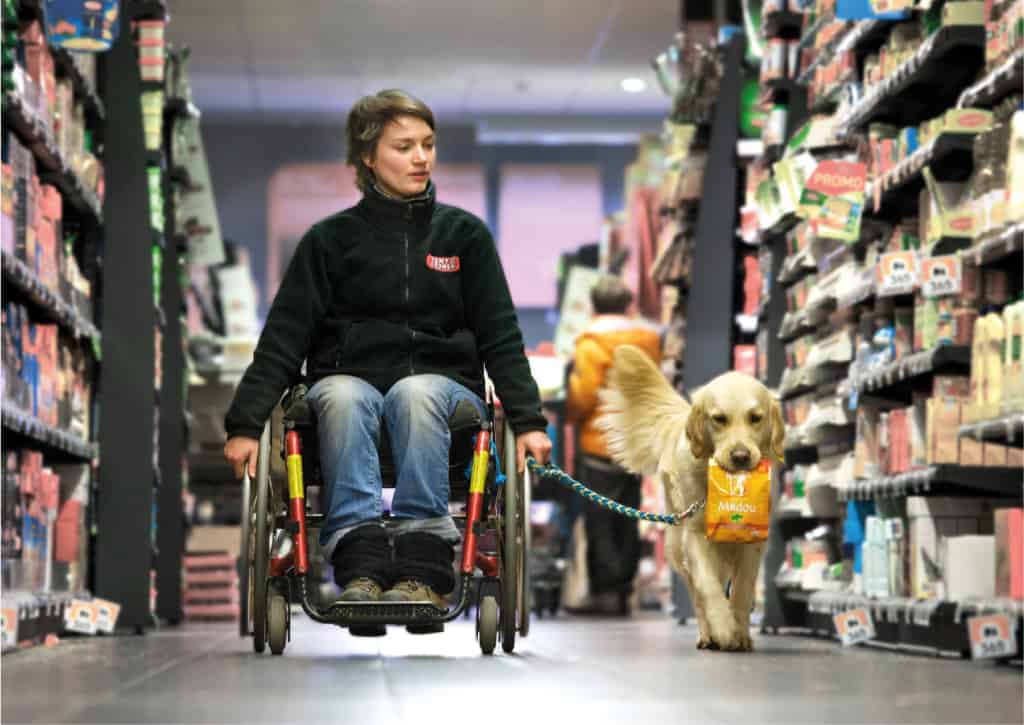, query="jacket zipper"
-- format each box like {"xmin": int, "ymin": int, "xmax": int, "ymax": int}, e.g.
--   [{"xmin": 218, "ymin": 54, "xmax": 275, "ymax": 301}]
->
[{"xmin": 405, "ymin": 229, "xmax": 415, "ymax": 375}]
